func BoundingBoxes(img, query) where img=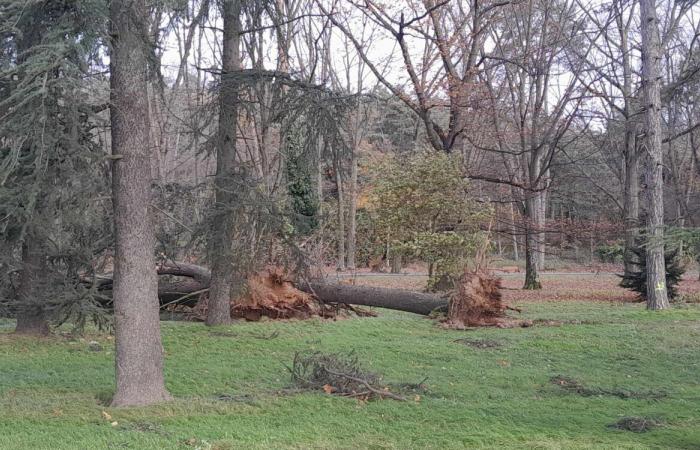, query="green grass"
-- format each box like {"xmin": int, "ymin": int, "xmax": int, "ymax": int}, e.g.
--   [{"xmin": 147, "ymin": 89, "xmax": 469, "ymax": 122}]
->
[{"xmin": 1, "ymin": 302, "xmax": 699, "ymax": 449}]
